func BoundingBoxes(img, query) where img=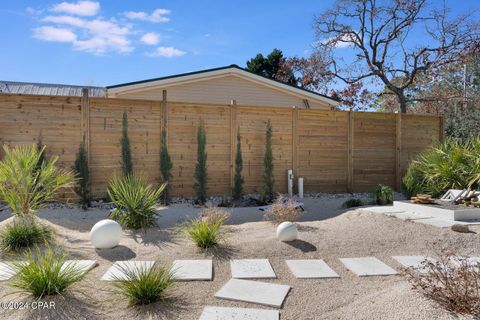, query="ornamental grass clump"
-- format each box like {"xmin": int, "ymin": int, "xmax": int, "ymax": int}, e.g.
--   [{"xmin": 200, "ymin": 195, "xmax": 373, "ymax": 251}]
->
[
  {"xmin": 108, "ymin": 174, "xmax": 166, "ymax": 230},
  {"xmin": 8, "ymin": 247, "xmax": 87, "ymax": 298},
  {"xmin": 185, "ymin": 207, "xmax": 229, "ymax": 249},
  {"xmin": 111, "ymin": 264, "xmax": 174, "ymax": 306},
  {"xmin": 0, "ymin": 217, "xmax": 53, "ymax": 253},
  {"xmin": 404, "ymin": 252, "xmax": 480, "ymax": 317},
  {"xmin": 373, "ymin": 184, "xmax": 394, "ymax": 205}
]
